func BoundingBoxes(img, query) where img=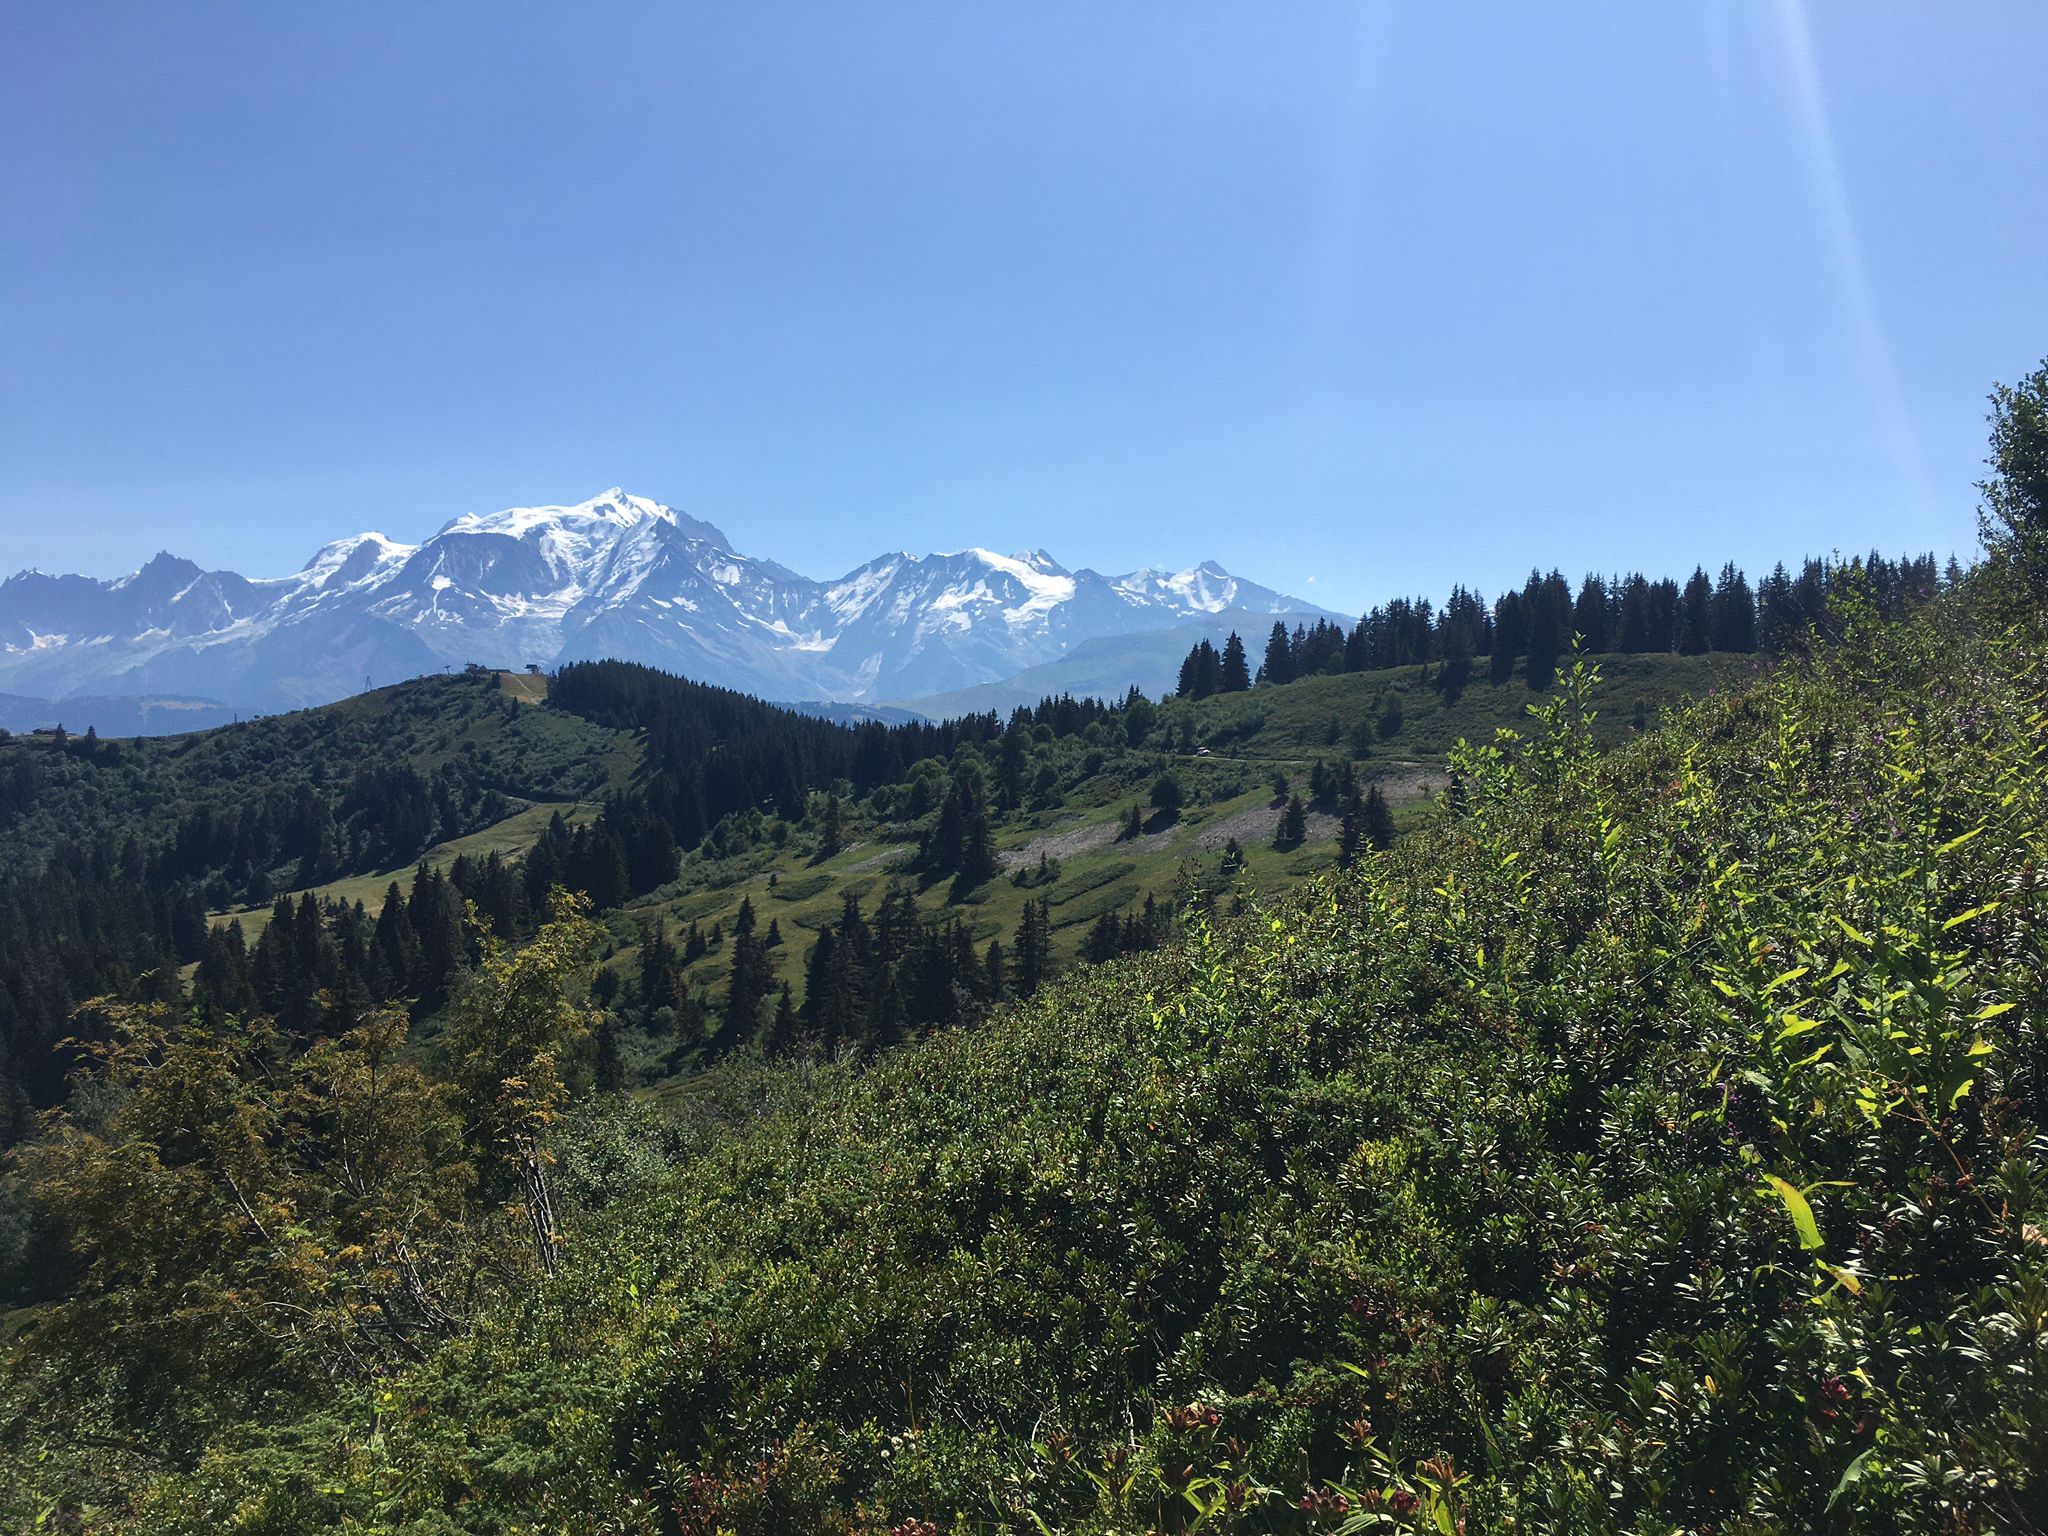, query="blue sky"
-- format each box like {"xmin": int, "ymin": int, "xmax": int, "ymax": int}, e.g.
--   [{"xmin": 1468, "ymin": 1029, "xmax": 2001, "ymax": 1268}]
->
[{"xmin": 2, "ymin": 3, "xmax": 2042, "ymax": 617}]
